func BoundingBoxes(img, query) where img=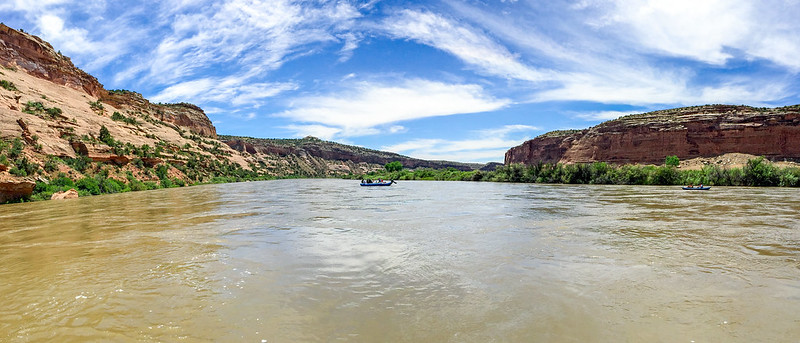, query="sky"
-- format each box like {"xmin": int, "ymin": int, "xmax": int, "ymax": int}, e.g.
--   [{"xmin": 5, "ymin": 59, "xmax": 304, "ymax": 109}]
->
[{"xmin": 2, "ymin": 0, "xmax": 800, "ymax": 163}]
